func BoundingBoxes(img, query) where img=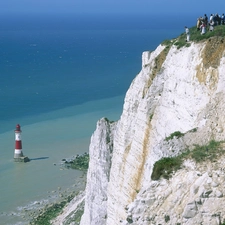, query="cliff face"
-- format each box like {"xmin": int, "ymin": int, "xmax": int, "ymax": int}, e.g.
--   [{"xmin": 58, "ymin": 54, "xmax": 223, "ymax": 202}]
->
[
  {"xmin": 80, "ymin": 118, "xmax": 115, "ymax": 225},
  {"xmin": 80, "ymin": 37, "xmax": 225, "ymax": 225}
]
